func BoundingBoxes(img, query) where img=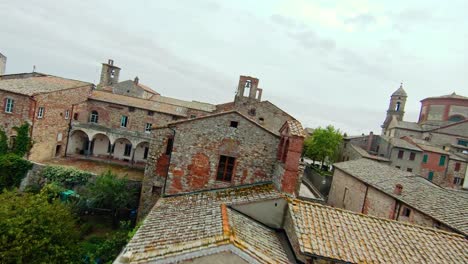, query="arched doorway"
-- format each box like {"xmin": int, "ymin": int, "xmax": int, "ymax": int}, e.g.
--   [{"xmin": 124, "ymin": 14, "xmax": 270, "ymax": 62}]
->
[
  {"xmin": 134, "ymin": 141, "xmax": 150, "ymax": 164},
  {"xmin": 113, "ymin": 138, "xmax": 133, "ymax": 161},
  {"xmin": 67, "ymin": 130, "xmax": 89, "ymax": 155},
  {"xmin": 92, "ymin": 133, "xmax": 111, "ymax": 157}
]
